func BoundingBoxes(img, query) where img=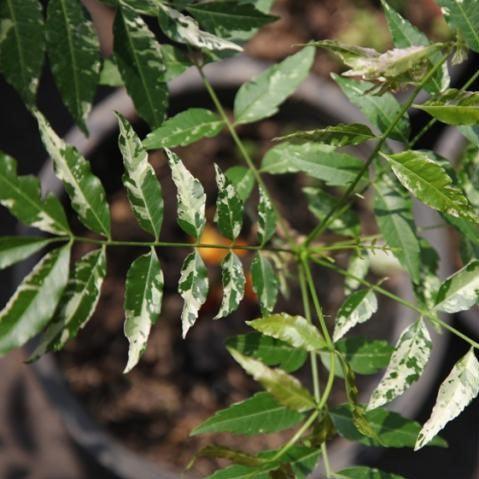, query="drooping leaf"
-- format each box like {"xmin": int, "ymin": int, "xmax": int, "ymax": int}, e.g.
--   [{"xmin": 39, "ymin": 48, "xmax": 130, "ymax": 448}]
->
[
  {"xmin": 158, "ymin": 5, "xmax": 243, "ymax": 52},
  {"xmin": 114, "ymin": 4, "xmax": 168, "ymax": 127},
  {"xmin": 275, "ymin": 124, "xmax": 376, "ymax": 147},
  {"xmin": 46, "ymin": 0, "xmax": 100, "ymax": 133},
  {"xmin": 434, "ymin": 260, "xmax": 479, "ymax": 313},
  {"xmin": 117, "ymin": 113, "xmax": 163, "ymax": 239},
  {"xmin": 234, "ymin": 46, "xmax": 315, "ymax": 125},
  {"xmin": 437, "ymin": 0, "xmax": 479, "ymax": 53},
  {"xmin": 251, "ymin": 253, "xmax": 279, "ymax": 315},
  {"xmin": 337, "ymin": 466, "xmax": 405, "ymax": 479},
  {"xmin": 143, "ymin": 109, "xmax": 224, "ymax": 150},
  {"xmin": 0, "ymin": 0, "xmax": 45, "ymax": 105},
  {"xmin": 29, "ymin": 247, "xmax": 106, "ymax": 360},
  {"xmin": 228, "ymin": 348, "xmax": 316, "ymax": 412},
  {"xmin": 368, "ymin": 319, "xmax": 432, "ymax": 410},
  {"xmin": 215, "ymin": 164, "xmax": 244, "ymax": 240},
  {"xmin": 191, "ymin": 392, "xmax": 303, "ymax": 436},
  {"xmin": 0, "ymin": 153, "xmax": 70, "ymax": 235},
  {"xmin": 332, "ymin": 403, "xmax": 446, "ymax": 448},
  {"xmin": 415, "ymin": 349, "xmax": 479, "ymax": 450},
  {"xmin": 226, "ymin": 332, "xmax": 308, "ymax": 373},
  {"xmin": 166, "ymin": 148, "xmax": 206, "ymax": 239},
  {"xmin": 0, "ymin": 245, "xmax": 70, "ymax": 356},
  {"xmin": 333, "ymin": 74, "xmax": 410, "ymax": 143},
  {"xmin": 179, "ymin": 250, "xmax": 209, "ymax": 337},
  {"xmin": 215, "ymin": 252, "xmax": 245, "ymax": 319},
  {"xmin": 374, "ymin": 174, "xmax": 421, "ymax": 283},
  {"xmin": 414, "ymin": 89, "xmax": 479, "ymax": 125},
  {"xmin": 333, "ymin": 289, "xmax": 378, "ymax": 342},
  {"xmin": 226, "ymin": 166, "xmax": 256, "ymax": 202},
  {"xmin": 0, "ymin": 237, "xmax": 52, "ymax": 271},
  {"xmin": 257, "ymin": 187, "xmax": 277, "ymax": 245},
  {"xmin": 384, "ymin": 150, "xmax": 478, "ymax": 224},
  {"xmin": 35, "ymin": 111, "xmax": 111, "ymax": 237},
  {"xmin": 345, "ymin": 254, "xmax": 370, "ymax": 294},
  {"xmin": 262, "ymin": 142, "xmax": 365, "ymax": 187},
  {"xmin": 247, "ymin": 313, "xmax": 326, "ymax": 352}
]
